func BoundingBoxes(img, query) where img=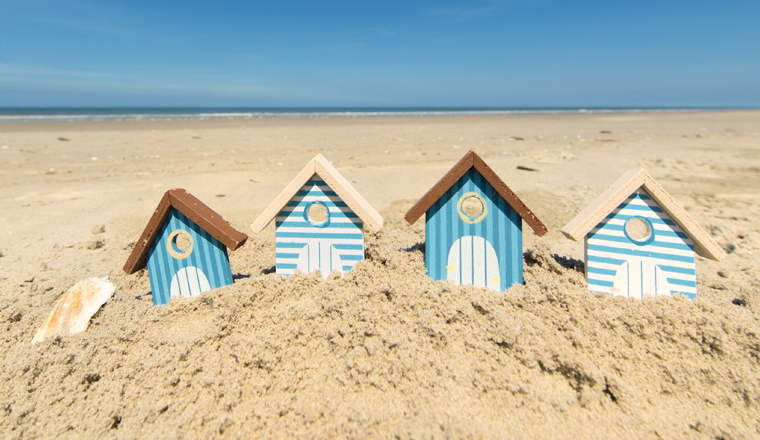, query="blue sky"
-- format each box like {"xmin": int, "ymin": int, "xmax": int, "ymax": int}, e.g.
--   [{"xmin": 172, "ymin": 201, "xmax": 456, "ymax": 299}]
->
[{"xmin": 1, "ymin": 0, "xmax": 758, "ymax": 107}]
